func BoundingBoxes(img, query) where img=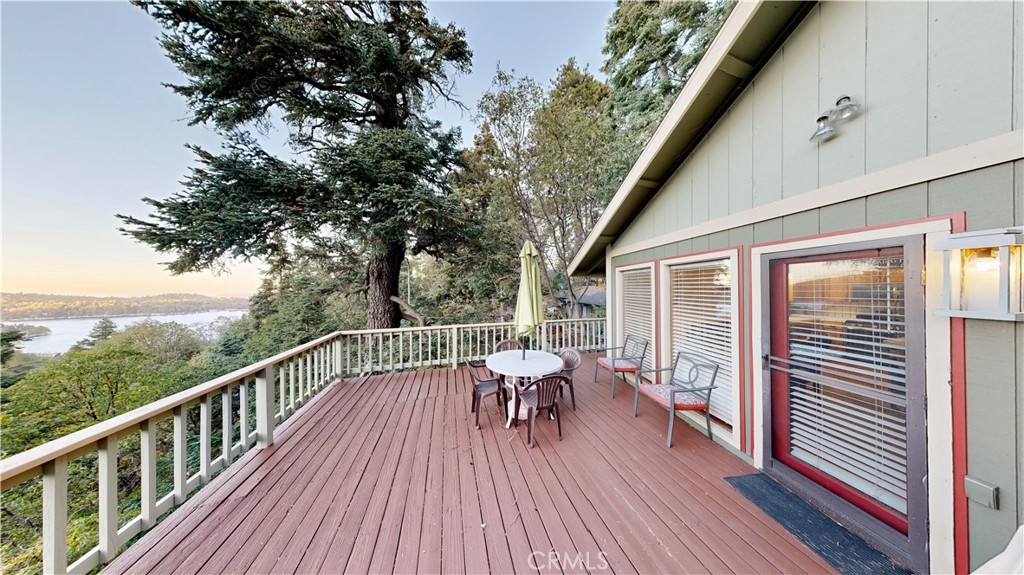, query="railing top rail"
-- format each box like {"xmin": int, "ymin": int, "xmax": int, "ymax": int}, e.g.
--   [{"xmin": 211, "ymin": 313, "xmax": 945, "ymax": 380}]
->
[
  {"xmin": 336, "ymin": 322, "xmax": 515, "ymax": 335},
  {"xmin": 544, "ymin": 317, "xmax": 605, "ymax": 324},
  {"xmin": 1, "ymin": 330, "xmax": 342, "ymax": 483},
  {"xmin": 1, "ymin": 317, "xmax": 606, "ymax": 484}
]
